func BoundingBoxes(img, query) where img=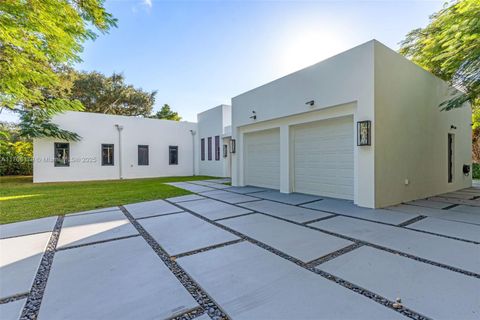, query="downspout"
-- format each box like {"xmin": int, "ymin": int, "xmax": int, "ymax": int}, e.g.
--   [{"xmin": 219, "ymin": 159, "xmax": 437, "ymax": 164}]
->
[
  {"xmin": 190, "ymin": 129, "xmax": 196, "ymax": 176},
  {"xmin": 115, "ymin": 124, "xmax": 124, "ymax": 179}
]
